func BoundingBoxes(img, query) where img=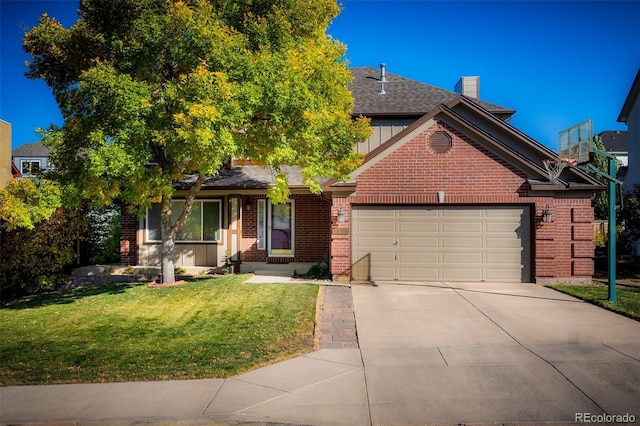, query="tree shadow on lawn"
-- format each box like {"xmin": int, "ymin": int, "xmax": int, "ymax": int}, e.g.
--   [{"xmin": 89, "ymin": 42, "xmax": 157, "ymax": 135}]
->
[{"xmin": 2, "ymin": 281, "xmax": 141, "ymax": 310}]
